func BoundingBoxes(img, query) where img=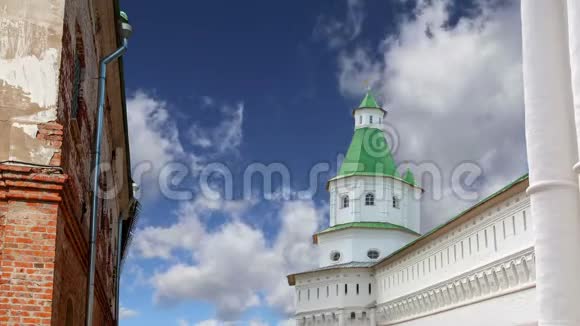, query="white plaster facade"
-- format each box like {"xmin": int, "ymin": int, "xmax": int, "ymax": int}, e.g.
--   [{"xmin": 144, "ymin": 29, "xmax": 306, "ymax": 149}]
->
[
  {"xmin": 317, "ymin": 228, "xmax": 418, "ymax": 267},
  {"xmin": 289, "ymin": 180, "xmax": 535, "ymax": 326},
  {"xmin": 354, "ymin": 108, "xmax": 385, "ymax": 130},
  {"xmin": 328, "ymin": 176, "xmax": 421, "ymax": 234}
]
